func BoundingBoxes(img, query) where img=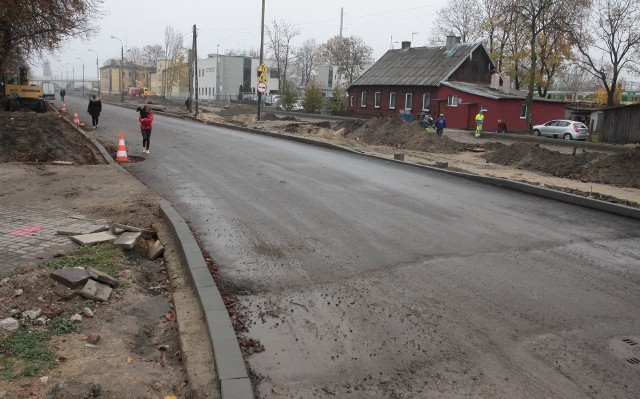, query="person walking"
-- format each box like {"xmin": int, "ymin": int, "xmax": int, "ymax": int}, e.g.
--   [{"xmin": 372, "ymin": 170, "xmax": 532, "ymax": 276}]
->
[
  {"xmin": 60, "ymin": 88, "xmax": 66, "ymax": 102},
  {"xmin": 87, "ymin": 95, "xmax": 102, "ymax": 129},
  {"xmin": 435, "ymin": 114, "xmax": 447, "ymax": 137},
  {"xmin": 475, "ymin": 110, "xmax": 485, "ymax": 138},
  {"xmin": 138, "ymin": 104, "xmax": 154, "ymax": 154}
]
